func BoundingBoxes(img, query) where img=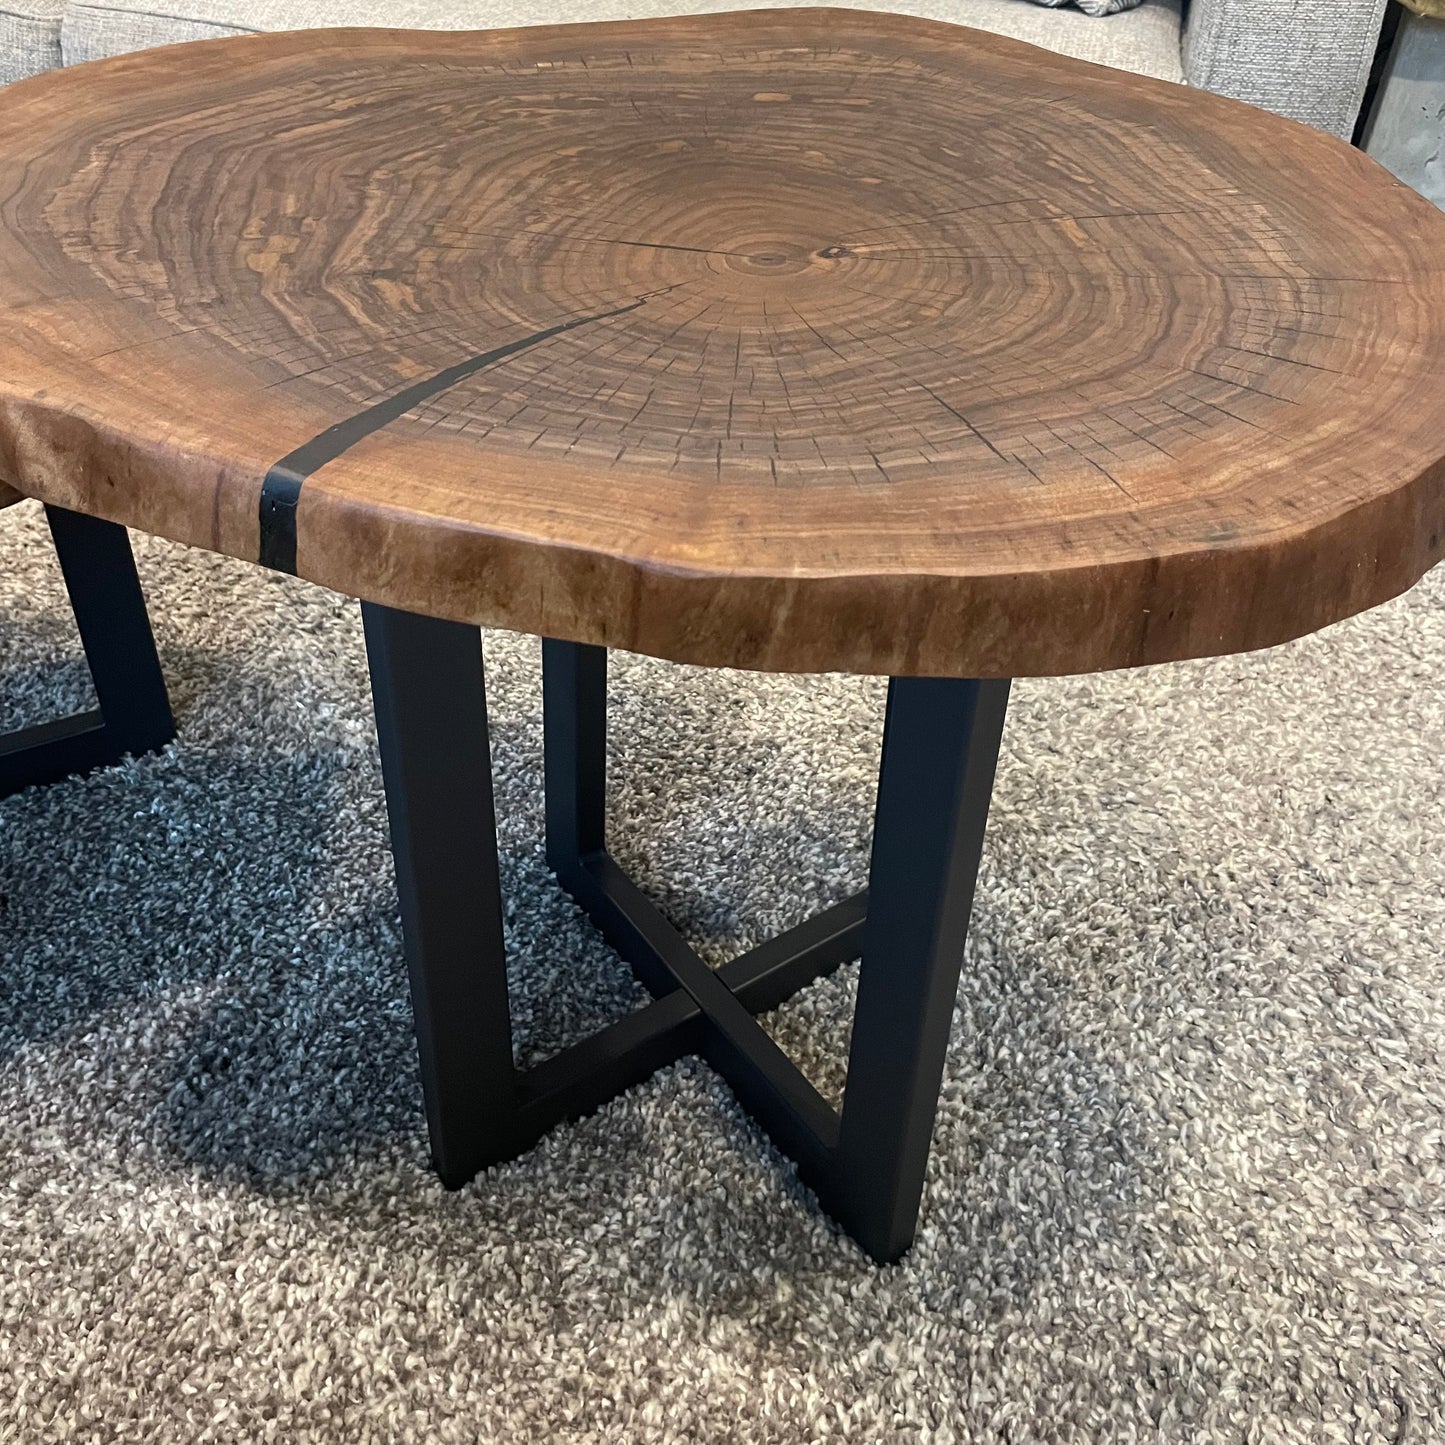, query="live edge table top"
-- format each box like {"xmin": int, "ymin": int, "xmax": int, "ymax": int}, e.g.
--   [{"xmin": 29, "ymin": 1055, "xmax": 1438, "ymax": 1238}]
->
[{"xmin": 0, "ymin": 12, "xmax": 1443, "ymax": 677}]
